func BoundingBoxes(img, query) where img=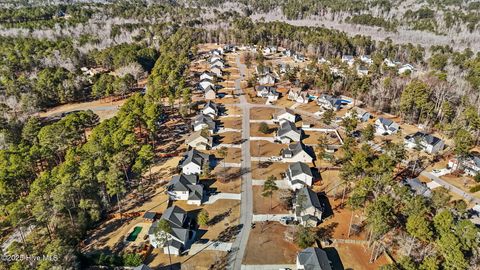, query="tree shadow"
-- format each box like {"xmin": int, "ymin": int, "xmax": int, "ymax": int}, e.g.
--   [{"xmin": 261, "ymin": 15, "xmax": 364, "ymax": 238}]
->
[
  {"xmin": 207, "ymin": 209, "xmax": 232, "ymax": 226},
  {"xmin": 317, "ymin": 222, "xmax": 338, "ymax": 240}
]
